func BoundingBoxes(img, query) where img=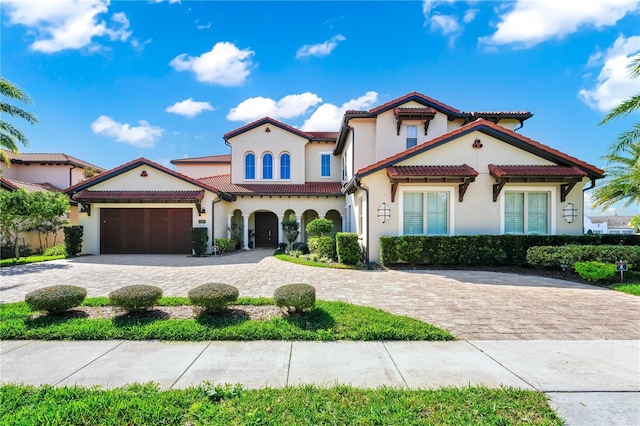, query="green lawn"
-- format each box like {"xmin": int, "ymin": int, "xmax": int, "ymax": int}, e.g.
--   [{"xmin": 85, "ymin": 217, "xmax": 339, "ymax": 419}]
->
[
  {"xmin": 0, "ymin": 297, "xmax": 452, "ymax": 341},
  {"xmin": 611, "ymin": 283, "xmax": 640, "ymax": 296},
  {"xmin": 0, "ymin": 254, "xmax": 66, "ymax": 267},
  {"xmin": 275, "ymin": 253, "xmax": 358, "ymax": 269},
  {"xmin": 0, "ymin": 383, "xmax": 562, "ymax": 426}
]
